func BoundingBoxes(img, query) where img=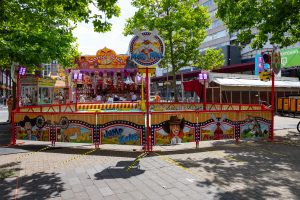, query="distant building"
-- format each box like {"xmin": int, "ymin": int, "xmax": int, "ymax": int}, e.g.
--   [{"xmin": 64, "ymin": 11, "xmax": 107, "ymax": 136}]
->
[
  {"xmin": 0, "ymin": 69, "xmax": 13, "ymax": 98},
  {"xmin": 42, "ymin": 60, "xmax": 59, "ymax": 77},
  {"xmin": 156, "ymin": 1, "xmax": 300, "ymax": 78}
]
